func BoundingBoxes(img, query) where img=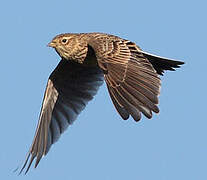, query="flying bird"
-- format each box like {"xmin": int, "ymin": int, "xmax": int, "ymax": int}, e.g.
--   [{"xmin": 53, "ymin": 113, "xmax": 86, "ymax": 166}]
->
[{"xmin": 20, "ymin": 32, "xmax": 184, "ymax": 174}]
